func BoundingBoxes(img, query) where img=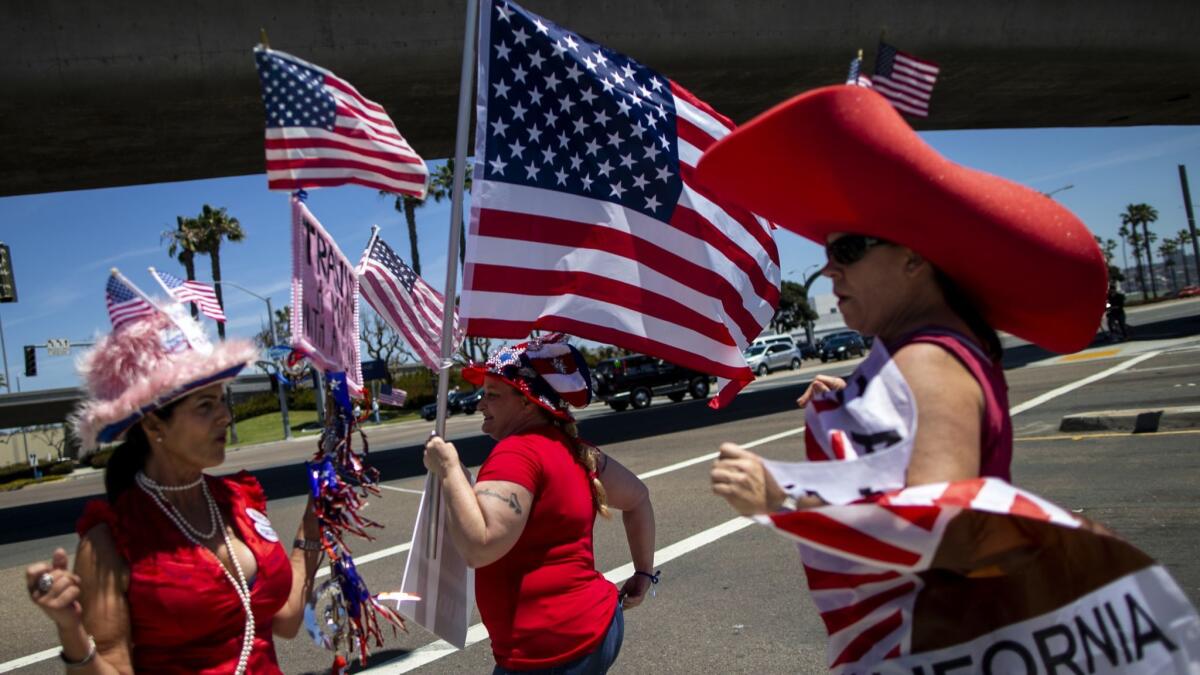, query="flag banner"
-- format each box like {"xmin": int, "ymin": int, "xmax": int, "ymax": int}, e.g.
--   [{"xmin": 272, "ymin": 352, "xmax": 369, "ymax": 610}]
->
[
  {"xmin": 357, "ymin": 235, "xmax": 462, "ymax": 370},
  {"xmin": 872, "ymin": 42, "xmax": 940, "ymax": 118},
  {"xmin": 290, "ymin": 196, "xmax": 363, "ymax": 395},
  {"xmin": 846, "ymin": 55, "xmax": 873, "ymax": 88},
  {"xmin": 150, "ymin": 268, "xmax": 228, "ymax": 322},
  {"xmin": 399, "ymin": 472, "xmax": 475, "ymax": 649},
  {"xmin": 254, "ymin": 46, "xmax": 429, "ymax": 198},
  {"xmin": 105, "ymin": 273, "xmax": 156, "ymax": 330},
  {"xmin": 461, "ymin": 0, "xmax": 780, "ymax": 408},
  {"xmin": 757, "ymin": 478, "xmax": 1200, "ymax": 673},
  {"xmin": 378, "ymin": 383, "xmax": 407, "ymax": 407}
]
